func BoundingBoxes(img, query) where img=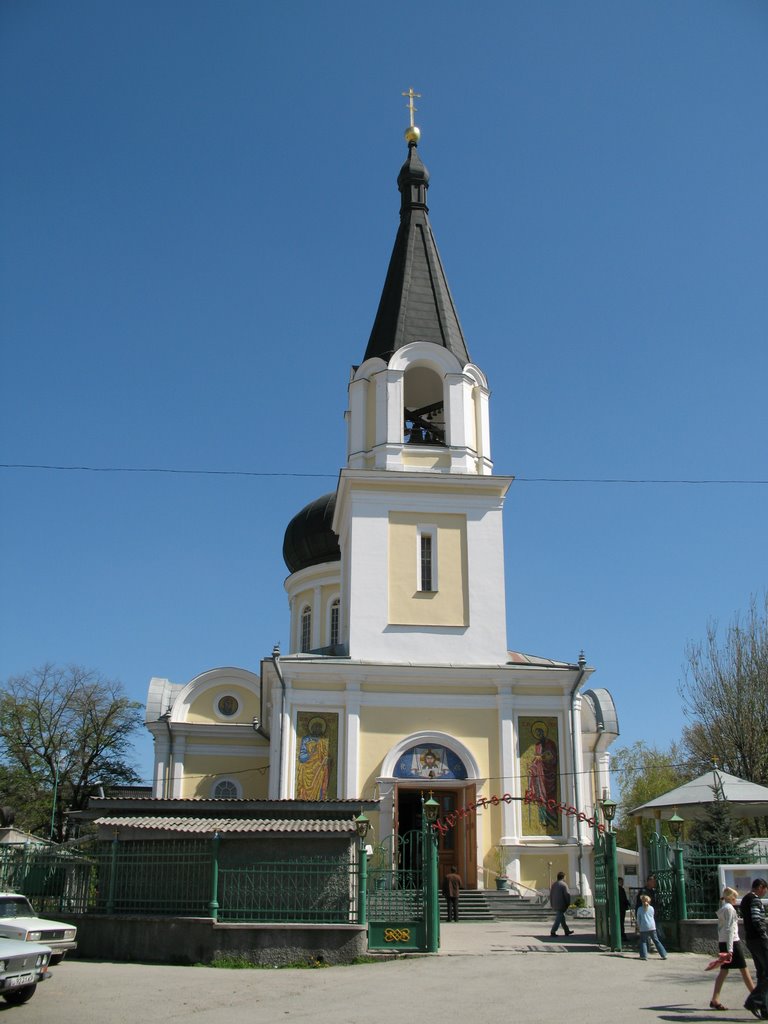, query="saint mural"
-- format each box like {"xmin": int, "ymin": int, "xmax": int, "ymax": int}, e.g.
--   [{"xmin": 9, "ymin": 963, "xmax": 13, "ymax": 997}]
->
[
  {"xmin": 295, "ymin": 712, "xmax": 338, "ymax": 800},
  {"xmin": 520, "ymin": 717, "xmax": 560, "ymax": 835}
]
